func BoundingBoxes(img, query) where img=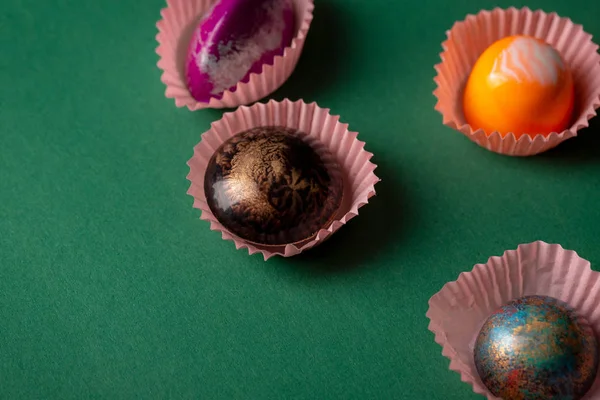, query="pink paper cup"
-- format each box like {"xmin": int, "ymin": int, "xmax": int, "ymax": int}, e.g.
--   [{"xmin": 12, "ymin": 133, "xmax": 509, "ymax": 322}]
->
[
  {"xmin": 186, "ymin": 99, "xmax": 380, "ymax": 260},
  {"xmin": 433, "ymin": 7, "xmax": 600, "ymax": 156},
  {"xmin": 426, "ymin": 241, "xmax": 600, "ymax": 399},
  {"xmin": 155, "ymin": 0, "xmax": 314, "ymax": 110}
]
